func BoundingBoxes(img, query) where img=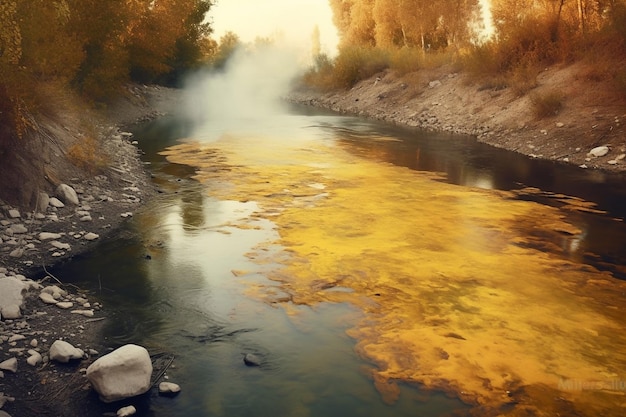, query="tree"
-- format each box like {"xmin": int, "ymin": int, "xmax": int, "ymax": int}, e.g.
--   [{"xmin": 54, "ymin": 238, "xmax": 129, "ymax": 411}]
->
[
  {"xmin": 210, "ymin": 31, "xmax": 241, "ymax": 69},
  {"xmin": 312, "ymin": 25, "xmax": 322, "ymax": 58}
]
